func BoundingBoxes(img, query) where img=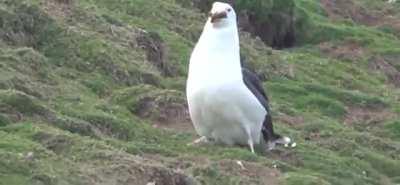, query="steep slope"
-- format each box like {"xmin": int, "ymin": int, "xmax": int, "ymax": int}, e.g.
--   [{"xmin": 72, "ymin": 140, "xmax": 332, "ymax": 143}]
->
[{"xmin": 0, "ymin": 0, "xmax": 399, "ymax": 184}]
